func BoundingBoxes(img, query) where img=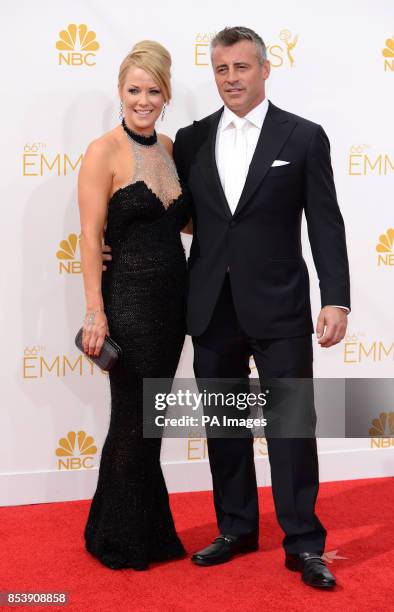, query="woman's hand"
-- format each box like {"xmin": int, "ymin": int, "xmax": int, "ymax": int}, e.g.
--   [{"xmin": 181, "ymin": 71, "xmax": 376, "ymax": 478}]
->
[
  {"xmin": 82, "ymin": 310, "xmax": 109, "ymax": 357},
  {"xmin": 102, "ymin": 243, "xmax": 112, "ymax": 271}
]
